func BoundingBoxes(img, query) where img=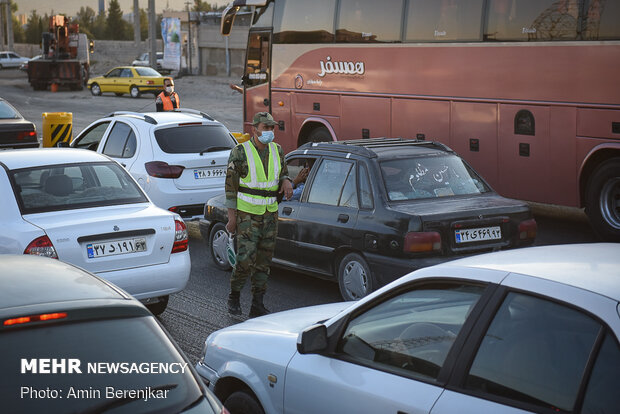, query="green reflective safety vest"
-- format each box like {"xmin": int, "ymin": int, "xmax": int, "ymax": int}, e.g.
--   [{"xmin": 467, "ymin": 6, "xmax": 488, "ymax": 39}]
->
[{"xmin": 237, "ymin": 140, "xmax": 281, "ymax": 214}]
